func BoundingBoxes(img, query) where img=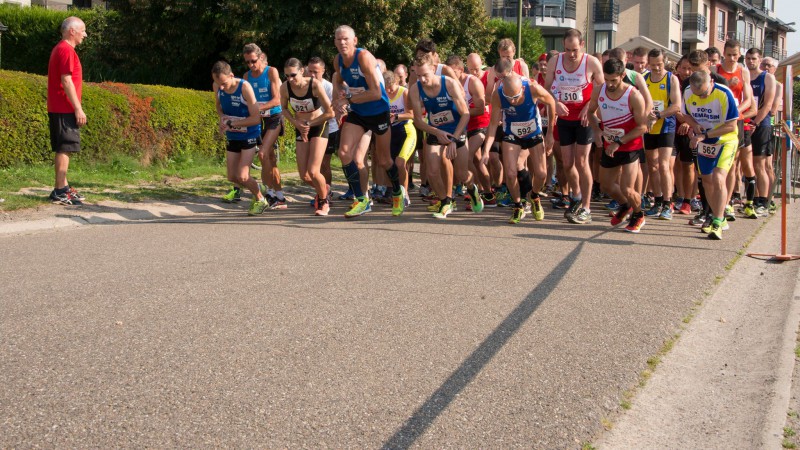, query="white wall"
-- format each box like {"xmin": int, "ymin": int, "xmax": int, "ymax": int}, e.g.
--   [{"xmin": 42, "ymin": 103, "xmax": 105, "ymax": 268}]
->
[{"xmin": 0, "ymin": 0, "xmax": 33, "ymax": 7}]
